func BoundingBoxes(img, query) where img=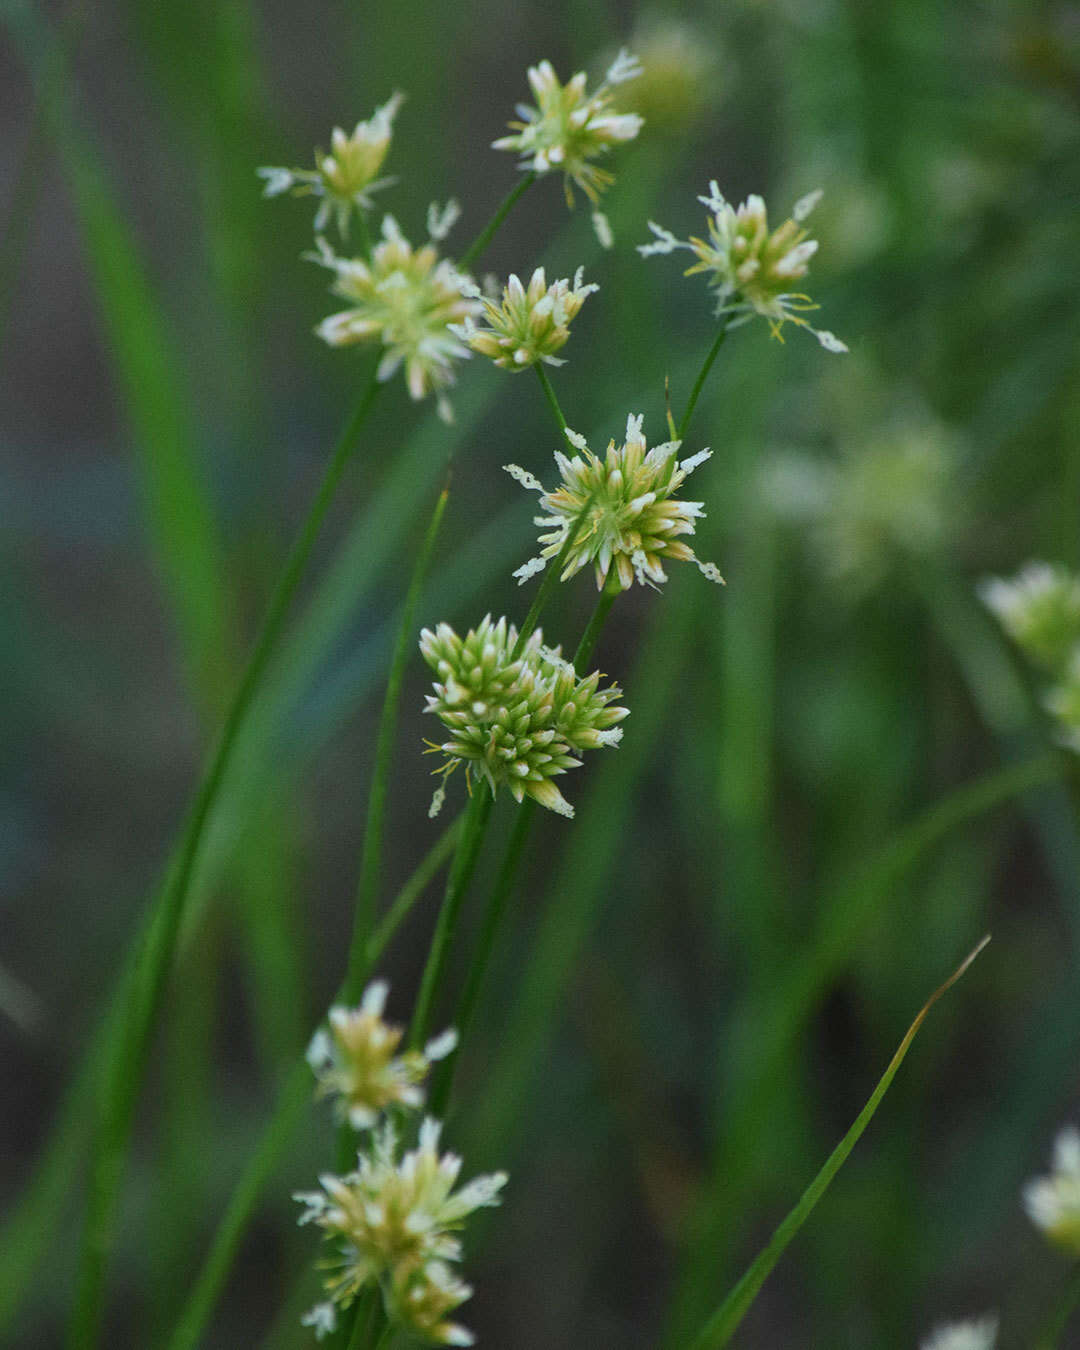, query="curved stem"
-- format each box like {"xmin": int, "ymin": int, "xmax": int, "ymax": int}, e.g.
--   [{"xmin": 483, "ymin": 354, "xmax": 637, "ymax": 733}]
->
[
  {"xmin": 678, "ymin": 323, "xmax": 728, "ymax": 441},
  {"xmin": 459, "ymin": 172, "xmax": 537, "ymax": 269},
  {"xmin": 67, "ymin": 365, "xmax": 383, "ymax": 1350},
  {"xmin": 534, "ymin": 361, "xmax": 569, "ymax": 437}
]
